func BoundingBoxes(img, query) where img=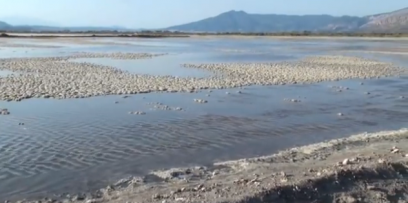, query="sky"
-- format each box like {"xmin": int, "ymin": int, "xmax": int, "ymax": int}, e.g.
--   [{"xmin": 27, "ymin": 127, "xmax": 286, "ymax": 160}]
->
[{"xmin": 0, "ymin": 0, "xmax": 407, "ymax": 28}]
